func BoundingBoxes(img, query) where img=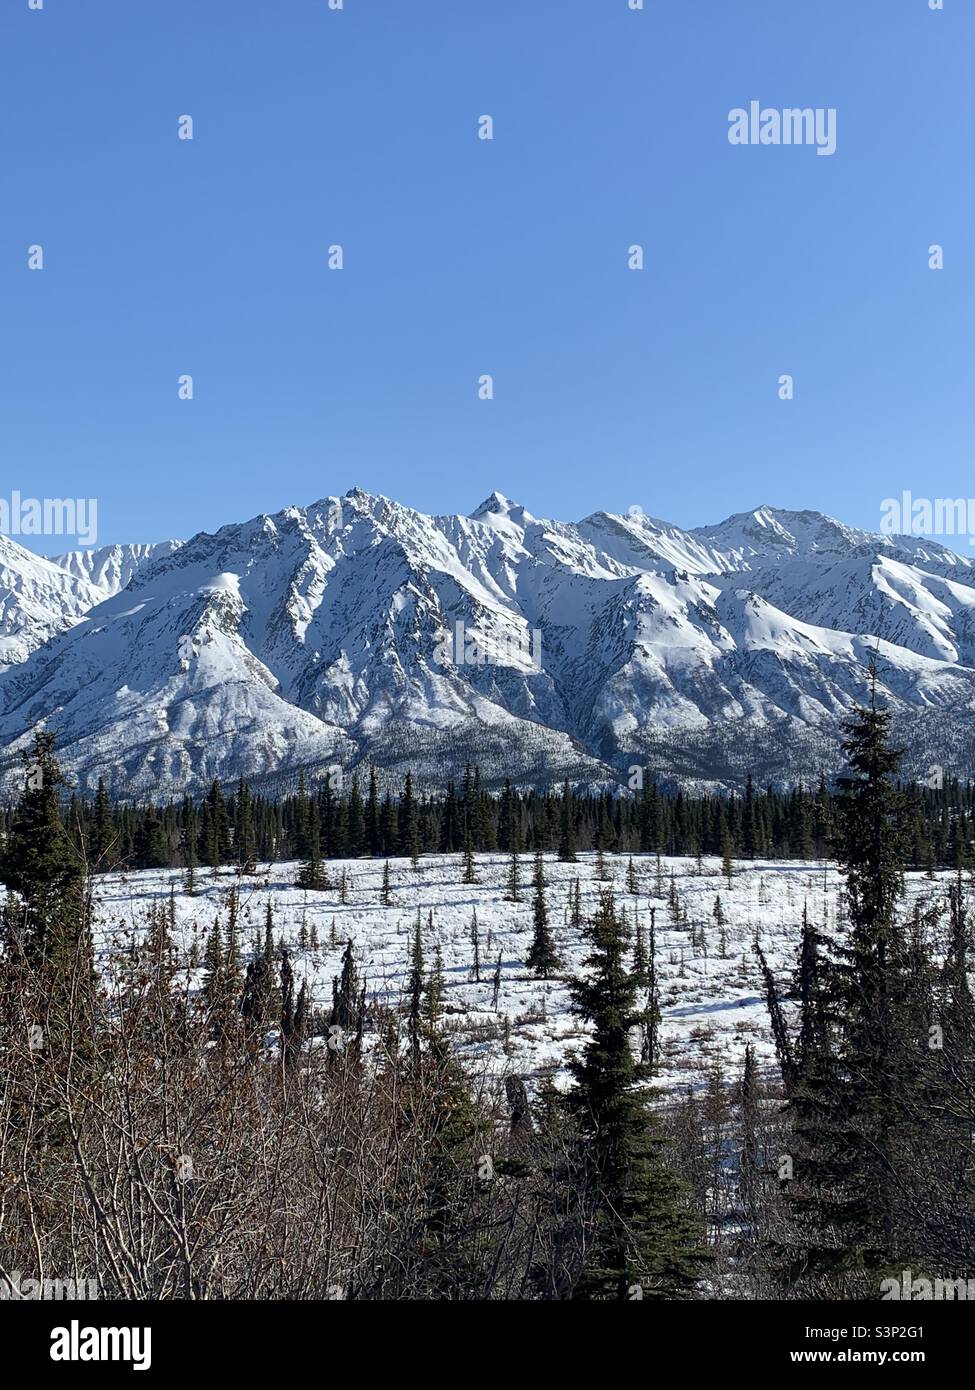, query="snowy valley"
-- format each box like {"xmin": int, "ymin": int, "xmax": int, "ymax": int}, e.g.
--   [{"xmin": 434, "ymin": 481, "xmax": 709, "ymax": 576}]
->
[{"xmin": 68, "ymin": 850, "xmax": 959, "ymax": 1093}]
